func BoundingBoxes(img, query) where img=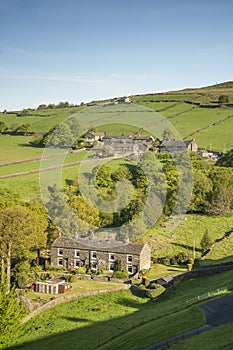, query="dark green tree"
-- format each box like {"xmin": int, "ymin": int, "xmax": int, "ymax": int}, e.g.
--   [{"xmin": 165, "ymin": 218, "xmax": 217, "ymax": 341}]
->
[
  {"xmin": 218, "ymin": 95, "xmax": 229, "ymax": 106},
  {"xmin": 200, "ymin": 230, "xmax": 212, "ymax": 252}
]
